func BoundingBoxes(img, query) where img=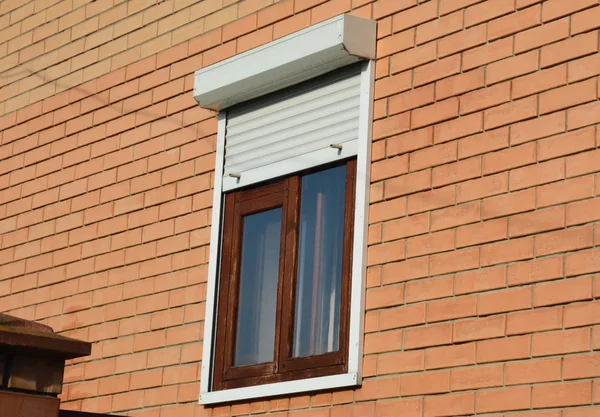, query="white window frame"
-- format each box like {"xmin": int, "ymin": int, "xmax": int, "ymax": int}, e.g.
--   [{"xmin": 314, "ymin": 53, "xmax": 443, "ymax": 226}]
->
[{"xmin": 196, "ymin": 15, "xmax": 375, "ymax": 406}]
